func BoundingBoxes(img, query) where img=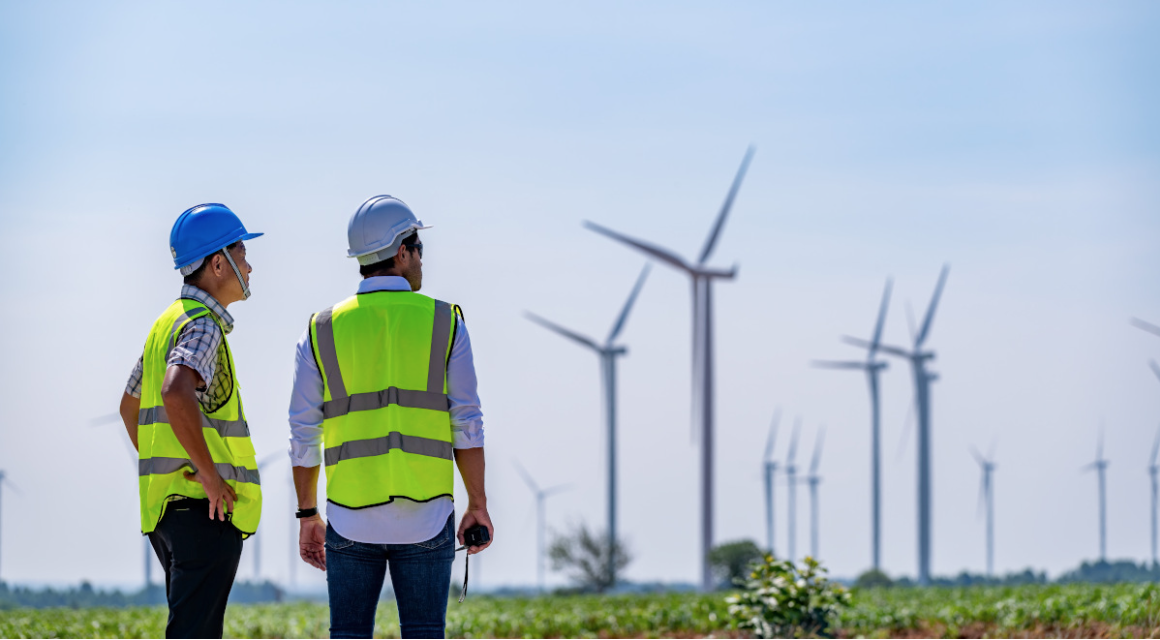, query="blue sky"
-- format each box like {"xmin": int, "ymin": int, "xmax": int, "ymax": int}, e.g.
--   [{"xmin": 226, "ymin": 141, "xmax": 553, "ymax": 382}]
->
[{"xmin": 1, "ymin": 1, "xmax": 1158, "ymax": 590}]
